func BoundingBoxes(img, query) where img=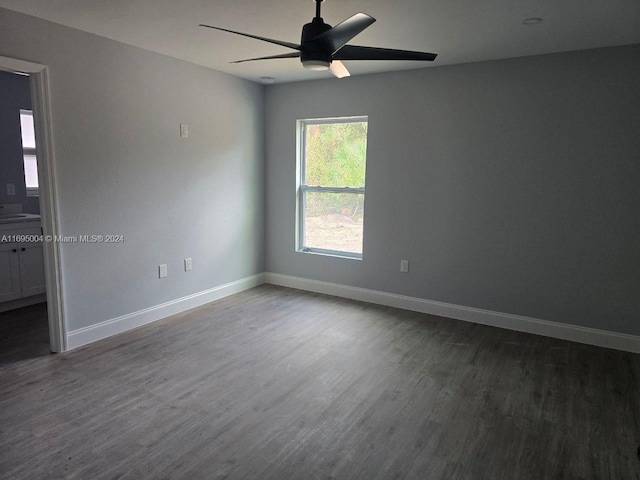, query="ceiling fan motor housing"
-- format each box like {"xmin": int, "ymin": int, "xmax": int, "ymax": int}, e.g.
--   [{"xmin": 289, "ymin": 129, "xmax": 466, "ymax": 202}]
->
[{"xmin": 301, "ymin": 18, "xmax": 333, "ymax": 66}]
